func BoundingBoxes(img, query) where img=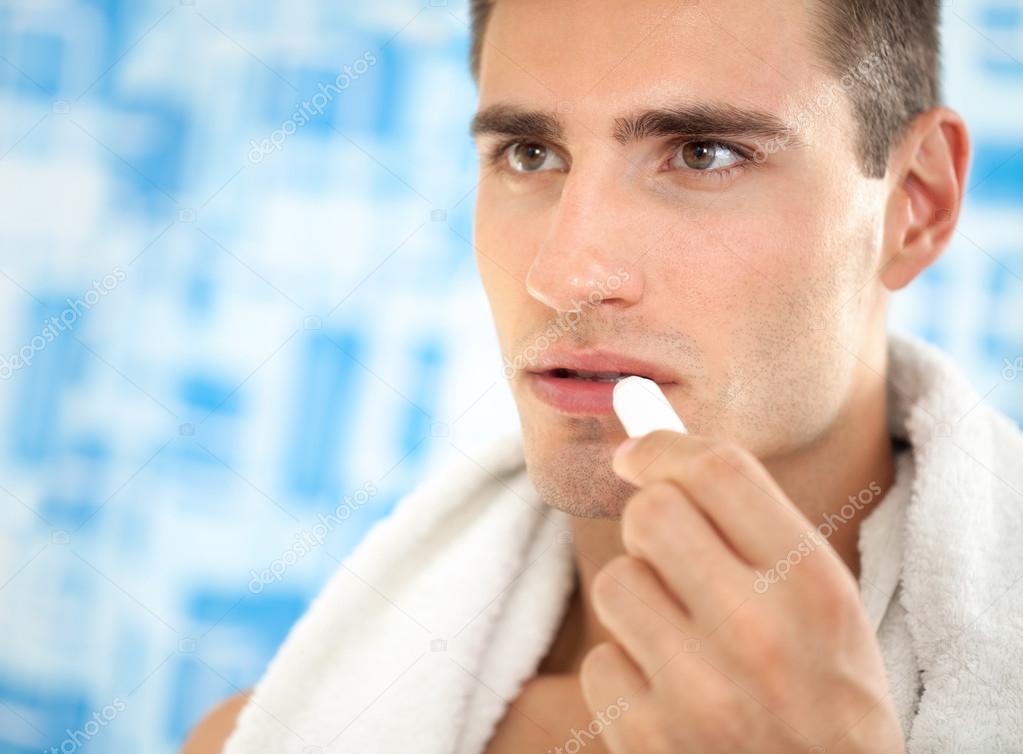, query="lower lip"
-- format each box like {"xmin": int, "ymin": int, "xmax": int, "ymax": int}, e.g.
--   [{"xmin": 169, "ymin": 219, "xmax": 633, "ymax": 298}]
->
[{"xmin": 527, "ymin": 372, "xmax": 672, "ymax": 415}]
